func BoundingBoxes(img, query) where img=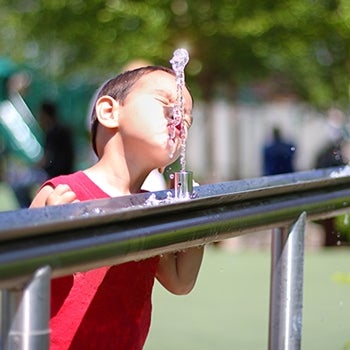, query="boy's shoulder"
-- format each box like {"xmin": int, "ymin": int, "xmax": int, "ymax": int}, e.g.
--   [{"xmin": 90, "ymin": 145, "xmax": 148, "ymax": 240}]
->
[{"xmin": 45, "ymin": 171, "xmax": 109, "ymax": 201}]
